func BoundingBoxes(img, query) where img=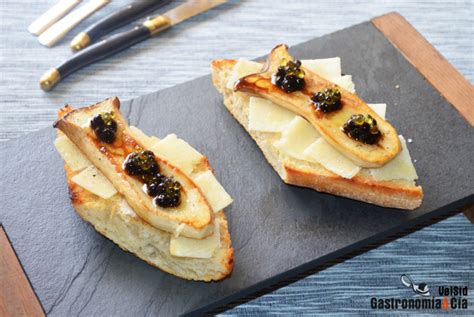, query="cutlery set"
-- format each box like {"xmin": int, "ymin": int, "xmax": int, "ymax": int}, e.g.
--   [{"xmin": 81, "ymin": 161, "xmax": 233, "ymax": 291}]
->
[{"xmin": 29, "ymin": 0, "xmax": 226, "ymax": 90}]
